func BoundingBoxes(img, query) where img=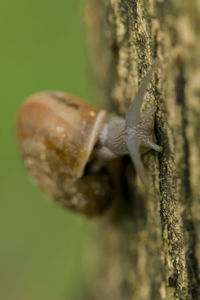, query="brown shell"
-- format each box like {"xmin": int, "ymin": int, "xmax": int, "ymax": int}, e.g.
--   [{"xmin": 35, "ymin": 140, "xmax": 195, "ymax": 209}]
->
[{"xmin": 16, "ymin": 91, "xmax": 111, "ymax": 216}]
